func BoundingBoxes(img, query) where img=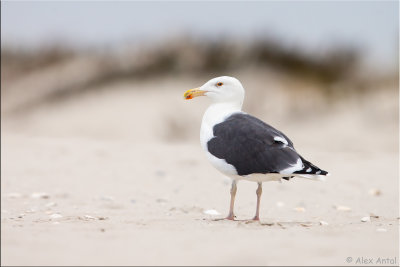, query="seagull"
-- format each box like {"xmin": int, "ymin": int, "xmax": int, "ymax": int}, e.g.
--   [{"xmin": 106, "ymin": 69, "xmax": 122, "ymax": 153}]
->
[{"xmin": 184, "ymin": 76, "xmax": 328, "ymax": 221}]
